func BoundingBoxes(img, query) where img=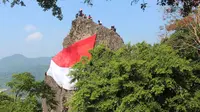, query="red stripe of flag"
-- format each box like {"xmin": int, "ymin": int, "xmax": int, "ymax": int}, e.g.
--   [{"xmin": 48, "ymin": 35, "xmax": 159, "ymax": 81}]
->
[{"xmin": 52, "ymin": 34, "xmax": 96, "ymax": 67}]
